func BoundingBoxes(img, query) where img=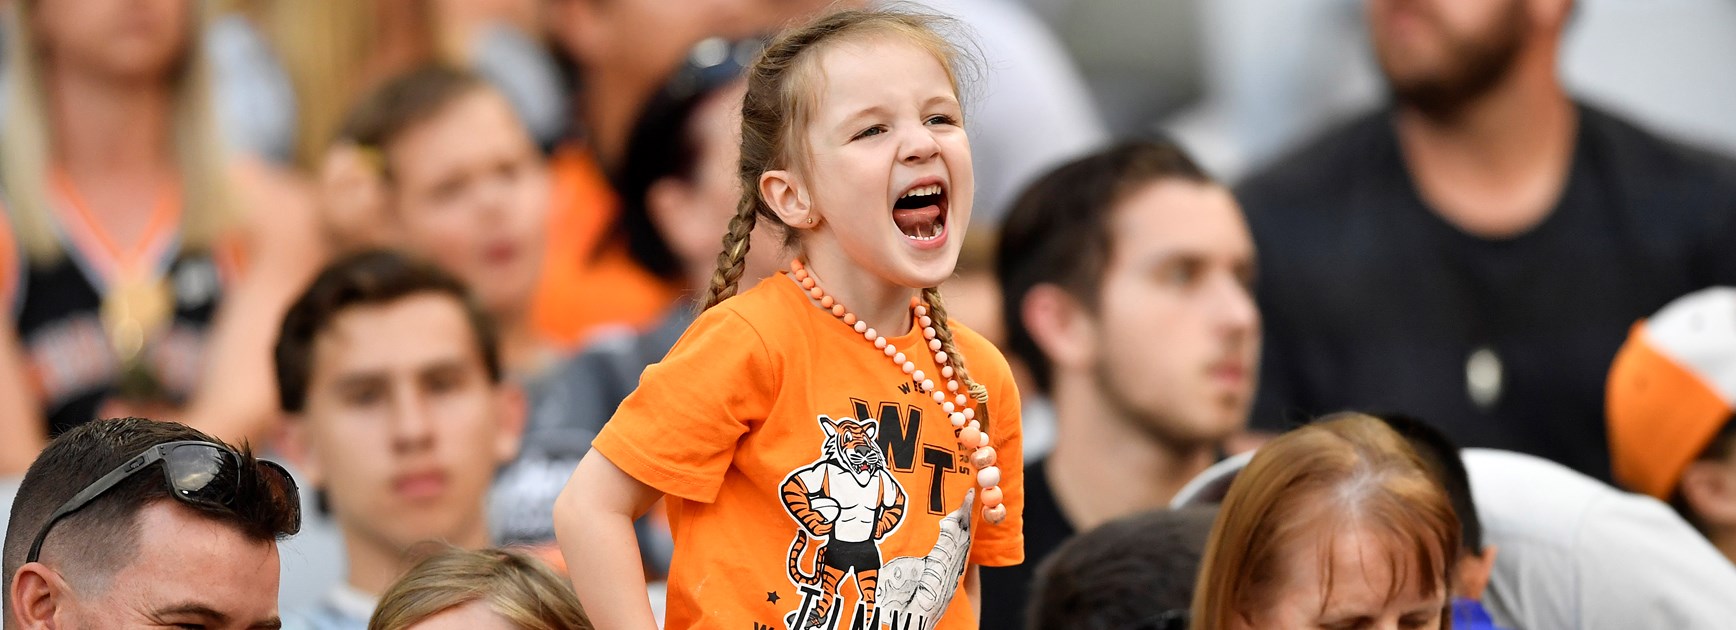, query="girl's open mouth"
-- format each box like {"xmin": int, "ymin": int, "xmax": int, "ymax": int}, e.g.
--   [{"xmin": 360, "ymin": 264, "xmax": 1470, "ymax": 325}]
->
[{"xmin": 892, "ymin": 181, "xmax": 949, "ymax": 242}]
